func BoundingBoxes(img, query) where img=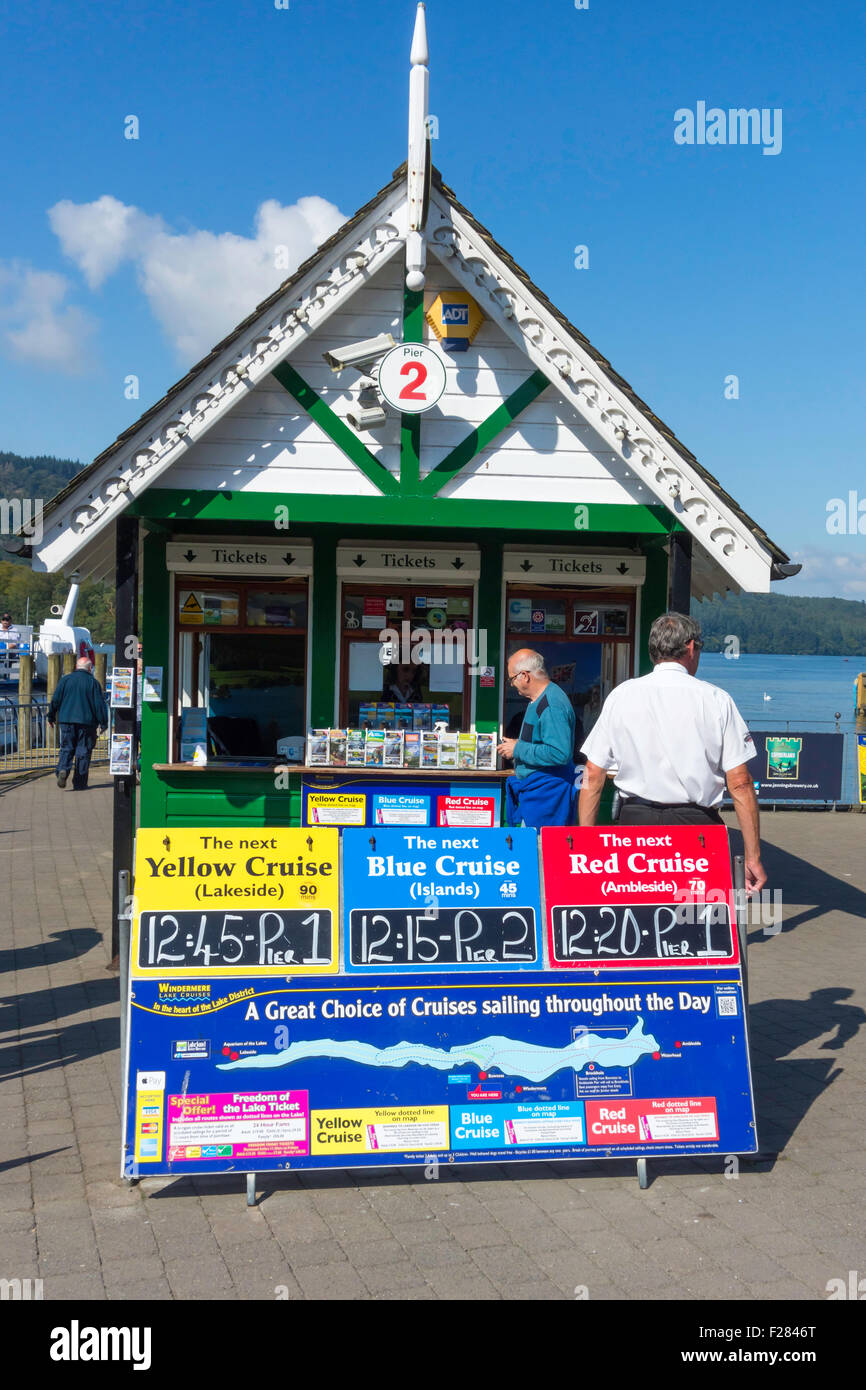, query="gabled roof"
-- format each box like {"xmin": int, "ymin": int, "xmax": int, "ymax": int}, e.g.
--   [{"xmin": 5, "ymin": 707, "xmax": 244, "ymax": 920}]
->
[{"xmin": 32, "ymin": 163, "xmax": 790, "ymax": 595}]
